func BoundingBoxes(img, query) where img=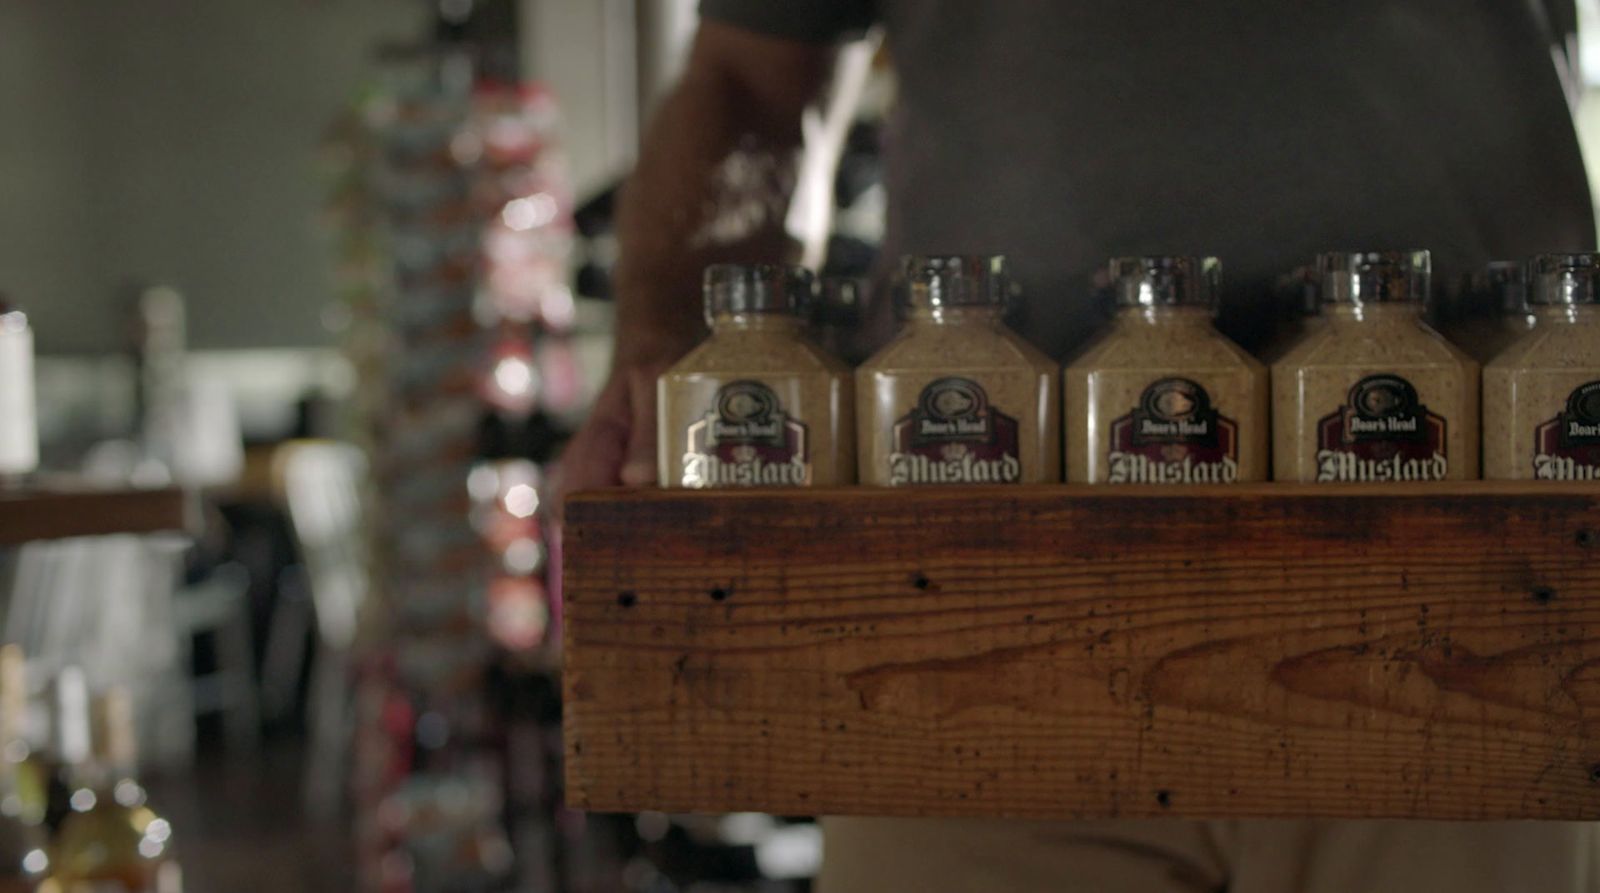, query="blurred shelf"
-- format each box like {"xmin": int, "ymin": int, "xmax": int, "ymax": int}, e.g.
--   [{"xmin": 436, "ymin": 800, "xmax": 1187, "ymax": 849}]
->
[
  {"xmin": 563, "ymin": 481, "xmax": 1600, "ymax": 822},
  {"xmin": 0, "ymin": 477, "xmax": 189, "ymax": 544}
]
